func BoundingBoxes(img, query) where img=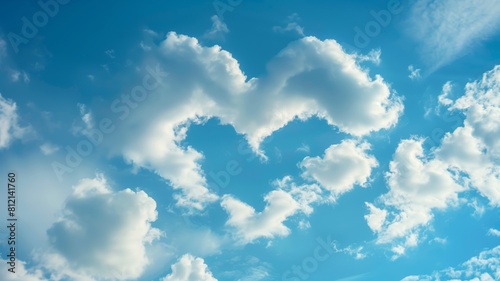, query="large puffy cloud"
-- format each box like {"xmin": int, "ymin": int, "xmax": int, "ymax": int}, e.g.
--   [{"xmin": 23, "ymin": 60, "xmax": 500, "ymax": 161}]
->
[
  {"xmin": 299, "ymin": 140, "xmax": 378, "ymax": 199},
  {"xmin": 407, "ymin": 0, "xmax": 500, "ymax": 71},
  {"xmin": 105, "ymin": 32, "xmax": 402, "ymax": 211},
  {"xmin": 0, "ymin": 94, "xmax": 30, "ymax": 149},
  {"xmin": 161, "ymin": 254, "xmax": 217, "ymax": 281},
  {"xmin": 44, "ymin": 174, "xmax": 160, "ymax": 280},
  {"xmin": 365, "ymin": 138, "xmax": 464, "ymax": 257},
  {"xmin": 402, "ymin": 245, "xmax": 500, "ymax": 281},
  {"xmin": 366, "ymin": 65, "xmax": 500, "ymax": 257},
  {"xmin": 436, "ymin": 66, "xmax": 500, "ymax": 205}
]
